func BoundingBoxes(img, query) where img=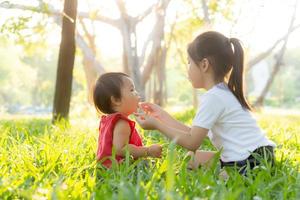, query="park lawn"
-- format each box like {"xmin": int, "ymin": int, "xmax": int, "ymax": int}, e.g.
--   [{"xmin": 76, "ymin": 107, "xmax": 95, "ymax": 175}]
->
[{"xmin": 0, "ymin": 110, "xmax": 299, "ymax": 199}]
